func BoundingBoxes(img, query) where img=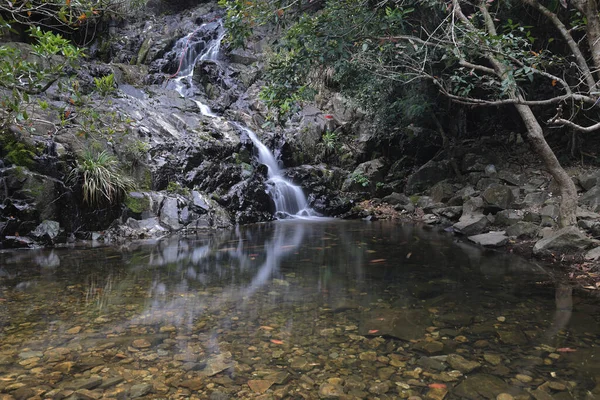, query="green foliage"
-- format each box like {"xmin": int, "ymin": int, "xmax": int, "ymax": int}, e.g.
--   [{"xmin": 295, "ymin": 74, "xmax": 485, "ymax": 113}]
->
[
  {"xmin": 322, "ymin": 131, "xmax": 339, "ymax": 151},
  {"xmin": 94, "ymin": 73, "xmax": 116, "ymax": 96},
  {"xmin": 0, "ymin": 28, "xmax": 84, "ymax": 130},
  {"xmin": 350, "ymin": 172, "xmax": 370, "ymax": 188},
  {"xmin": 68, "ymin": 150, "xmax": 135, "ymax": 207},
  {"xmin": 123, "ymin": 140, "xmax": 150, "ymax": 165},
  {"xmin": 218, "ymin": 0, "xmax": 253, "ymax": 49}
]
